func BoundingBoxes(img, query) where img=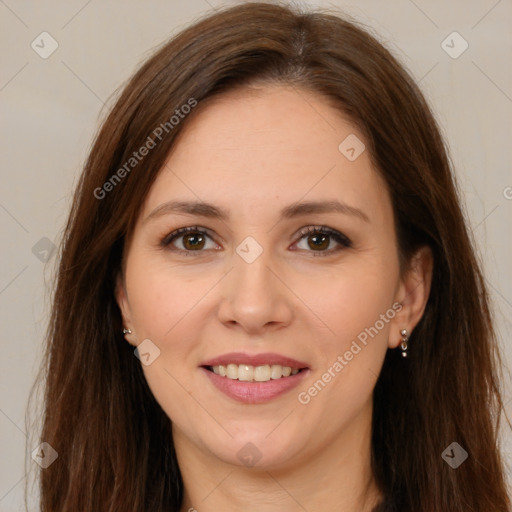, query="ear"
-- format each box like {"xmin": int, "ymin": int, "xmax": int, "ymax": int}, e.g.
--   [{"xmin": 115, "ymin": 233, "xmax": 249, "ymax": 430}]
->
[
  {"xmin": 115, "ymin": 273, "xmax": 137, "ymax": 347},
  {"xmin": 388, "ymin": 245, "xmax": 433, "ymax": 349}
]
